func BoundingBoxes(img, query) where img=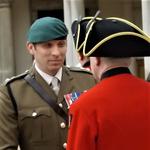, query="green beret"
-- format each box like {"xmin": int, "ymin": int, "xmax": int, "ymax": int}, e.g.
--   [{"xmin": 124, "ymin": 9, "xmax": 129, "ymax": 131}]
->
[
  {"xmin": 83, "ymin": 17, "xmax": 150, "ymax": 57},
  {"xmin": 27, "ymin": 17, "xmax": 68, "ymax": 43}
]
